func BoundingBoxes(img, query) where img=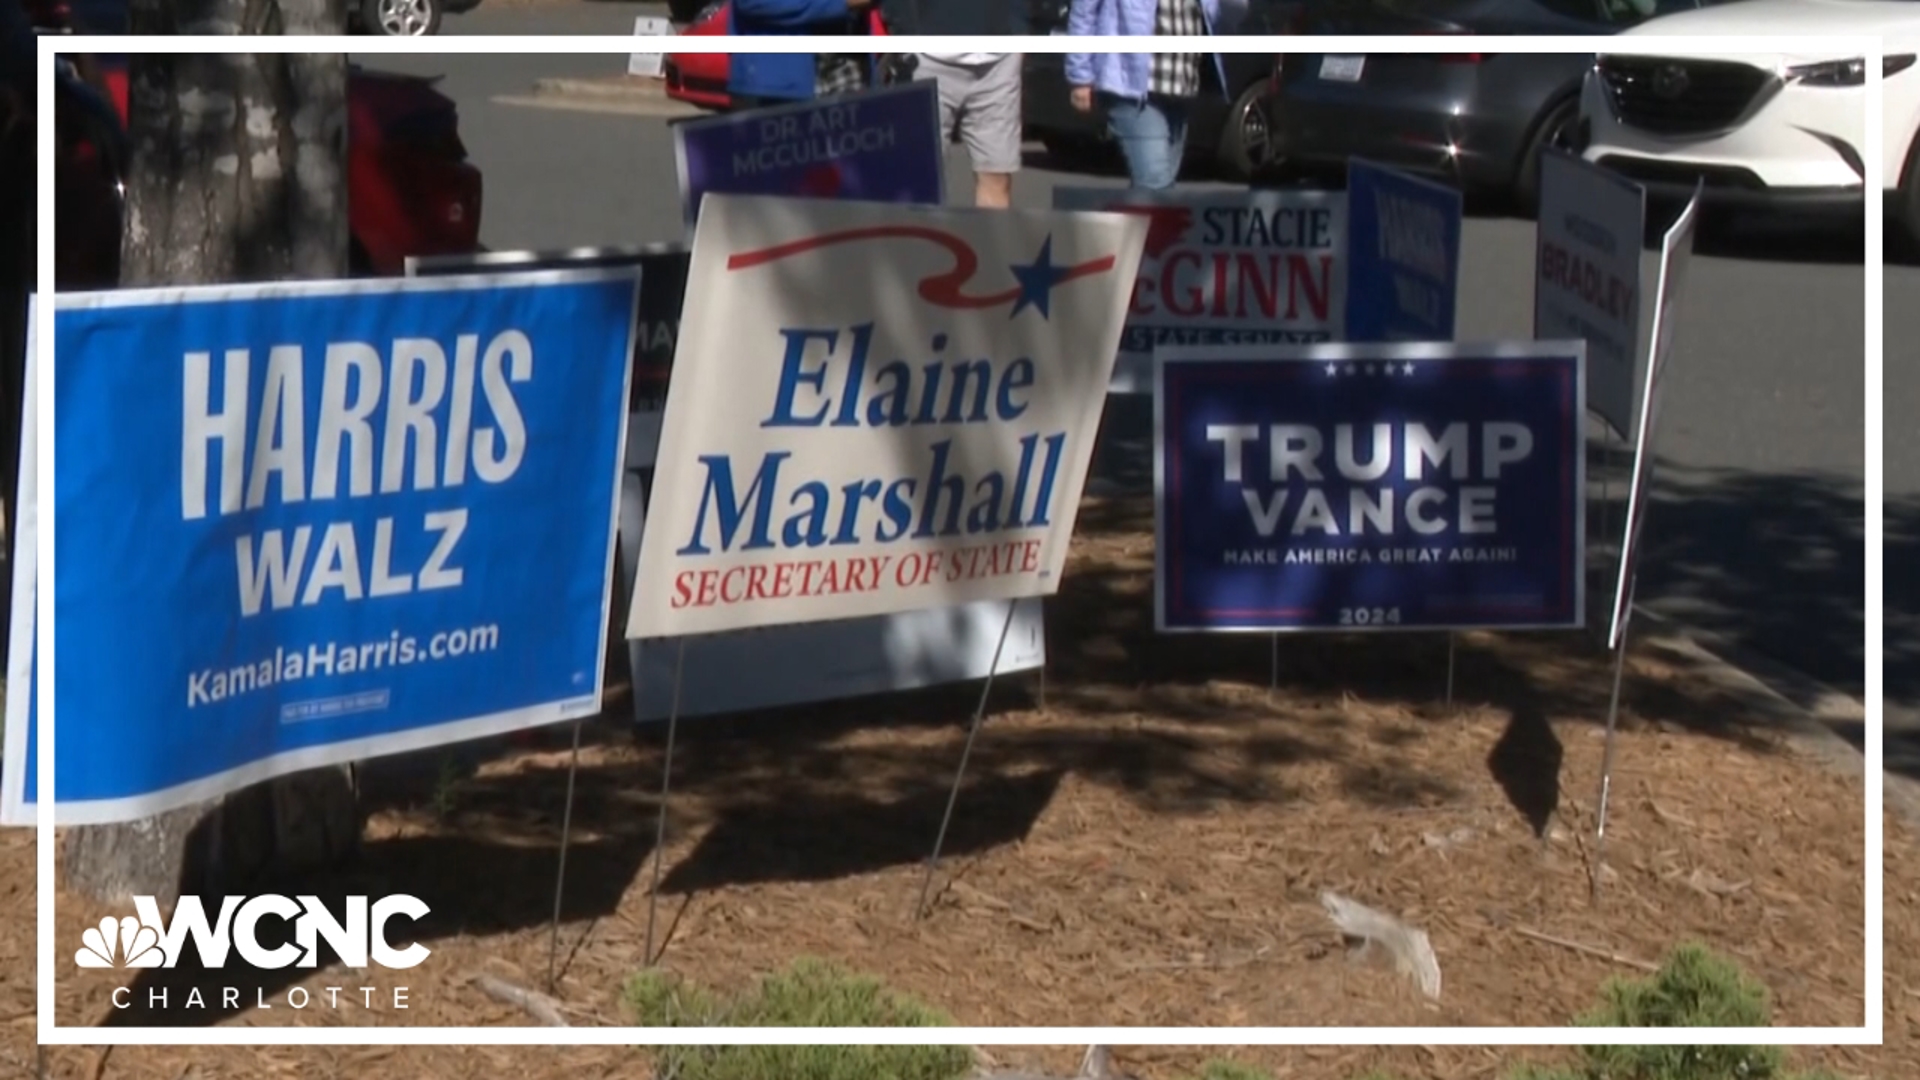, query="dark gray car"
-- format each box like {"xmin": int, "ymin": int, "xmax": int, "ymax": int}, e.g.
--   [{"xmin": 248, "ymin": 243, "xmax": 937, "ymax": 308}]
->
[{"xmin": 1260, "ymin": 0, "xmax": 1726, "ymax": 213}]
